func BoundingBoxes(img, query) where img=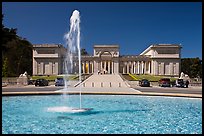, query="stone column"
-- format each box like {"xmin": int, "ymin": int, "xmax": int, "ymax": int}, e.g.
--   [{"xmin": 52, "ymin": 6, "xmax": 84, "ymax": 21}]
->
[
  {"xmin": 151, "ymin": 60, "xmax": 154, "ymax": 75},
  {"xmin": 84, "ymin": 61, "xmax": 87, "ymax": 74},
  {"xmin": 52, "ymin": 62, "xmax": 55, "ymax": 75},
  {"xmin": 98, "ymin": 61, "xmax": 100, "ymax": 72},
  {"xmin": 127, "ymin": 62, "xmax": 129, "ymax": 73},
  {"xmin": 101, "ymin": 61, "xmax": 103, "ymax": 71},
  {"xmin": 40, "ymin": 62, "xmax": 43, "ymax": 75},
  {"xmin": 153, "ymin": 60, "xmax": 156, "ymax": 75},
  {"xmin": 55, "ymin": 62, "xmax": 58, "ymax": 75},
  {"xmin": 125, "ymin": 62, "xmax": 127, "ymax": 74},
  {"xmin": 155, "ymin": 61, "xmax": 158, "ymax": 75},
  {"xmin": 141, "ymin": 61, "xmax": 144, "ymax": 74},
  {"xmin": 142, "ymin": 61, "xmax": 144, "ymax": 74},
  {"xmin": 112, "ymin": 61, "xmax": 114, "ymax": 74},
  {"xmin": 176, "ymin": 63, "xmax": 179, "ymax": 75},
  {"xmin": 170, "ymin": 63, "xmax": 173, "ymax": 76},
  {"xmin": 133, "ymin": 61, "xmax": 136, "ymax": 74},
  {"xmin": 123, "ymin": 65, "xmax": 125, "ymax": 74},
  {"xmin": 135, "ymin": 62, "xmax": 137, "ymax": 74},
  {"xmin": 91, "ymin": 61, "xmax": 93, "ymax": 74},
  {"xmin": 131, "ymin": 62, "xmax": 133, "ymax": 74},
  {"xmin": 33, "ymin": 58, "xmax": 37, "ymax": 75},
  {"xmin": 93, "ymin": 60, "xmax": 97, "ymax": 74},
  {"xmin": 137, "ymin": 61, "xmax": 140, "ymax": 74},
  {"xmin": 143, "ymin": 61, "xmax": 145, "ymax": 74},
  {"xmin": 144, "ymin": 61, "xmax": 146, "ymax": 74},
  {"xmin": 91, "ymin": 61, "xmax": 94, "ymax": 73},
  {"xmin": 108, "ymin": 61, "xmax": 110, "ymax": 74},
  {"xmin": 173, "ymin": 63, "xmax": 175, "ymax": 75},
  {"xmin": 49, "ymin": 62, "xmax": 52, "ymax": 75},
  {"xmin": 104, "ymin": 61, "xmax": 106, "ymax": 73},
  {"xmin": 148, "ymin": 61, "xmax": 151, "ymax": 74},
  {"xmin": 84, "ymin": 61, "xmax": 86, "ymax": 74},
  {"xmin": 114, "ymin": 60, "xmax": 119, "ymax": 74},
  {"xmin": 82, "ymin": 62, "xmax": 85, "ymax": 74},
  {"xmin": 161, "ymin": 62, "xmax": 164, "ymax": 75}
]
